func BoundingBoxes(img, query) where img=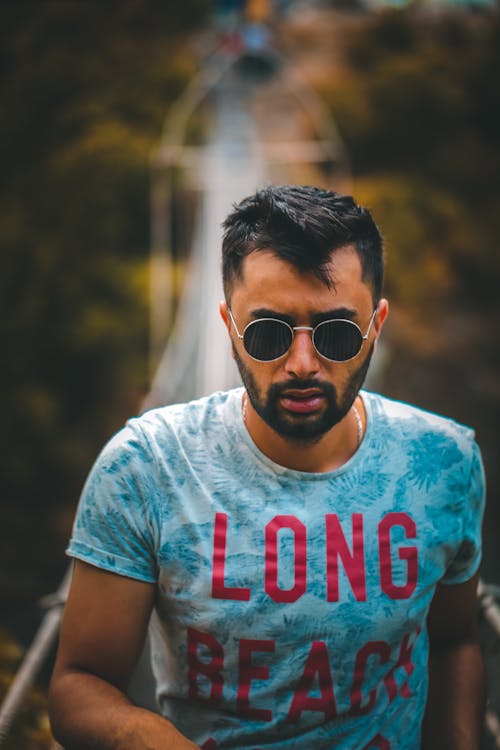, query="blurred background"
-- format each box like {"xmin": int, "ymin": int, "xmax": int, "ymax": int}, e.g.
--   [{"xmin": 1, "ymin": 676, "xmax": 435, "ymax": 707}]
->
[{"xmin": 0, "ymin": 0, "xmax": 499, "ymax": 746}]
